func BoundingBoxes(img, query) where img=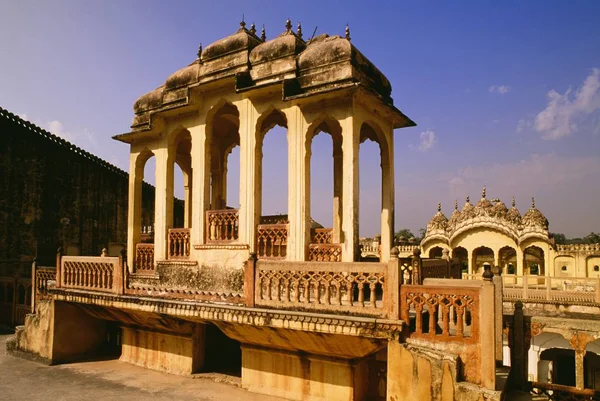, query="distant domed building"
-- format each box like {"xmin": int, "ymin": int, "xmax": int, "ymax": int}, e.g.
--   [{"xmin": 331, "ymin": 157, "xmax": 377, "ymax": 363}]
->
[{"xmin": 420, "ymin": 187, "xmax": 600, "ymax": 278}]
